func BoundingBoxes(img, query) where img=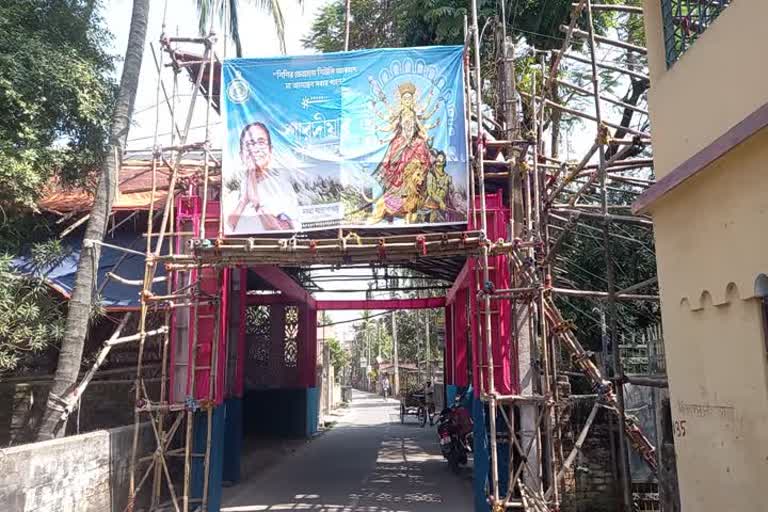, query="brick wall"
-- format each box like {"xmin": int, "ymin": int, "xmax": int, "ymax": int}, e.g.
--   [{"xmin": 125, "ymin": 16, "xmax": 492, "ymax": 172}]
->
[
  {"xmin": 0, "ymin": 423, "xmax": 152, "ymax": 512},
  {"xmin": 561, "ymin": 398, "xmax": 618, "ymax": 512},
  {"xmin": 1, "ymin": 379, "xmax": 160, "ymax": 446}
]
